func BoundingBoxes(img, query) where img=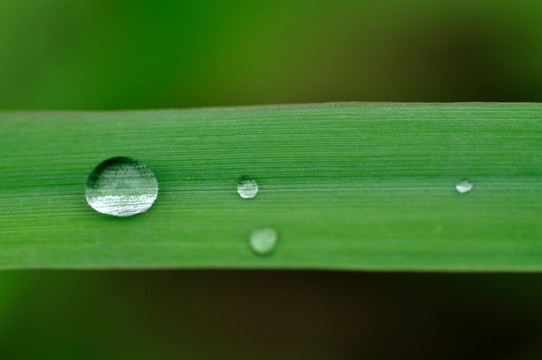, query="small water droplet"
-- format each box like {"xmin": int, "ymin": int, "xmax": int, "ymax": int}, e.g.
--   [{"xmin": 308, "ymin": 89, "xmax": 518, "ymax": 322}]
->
[
  {"xmin": 237, "ymin": 177, "xmax": 259, "ymax": 199},
  {"xmin": 86, "ymin": 157, "xmax": 158, "ymax": 217},
  {"xmin": 249, "ymin": 227, "xmax": 278, "ymax": 255},
  {"xmin": 455, "ymin": 179, "xmax": 473, "ymax": 194}
]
